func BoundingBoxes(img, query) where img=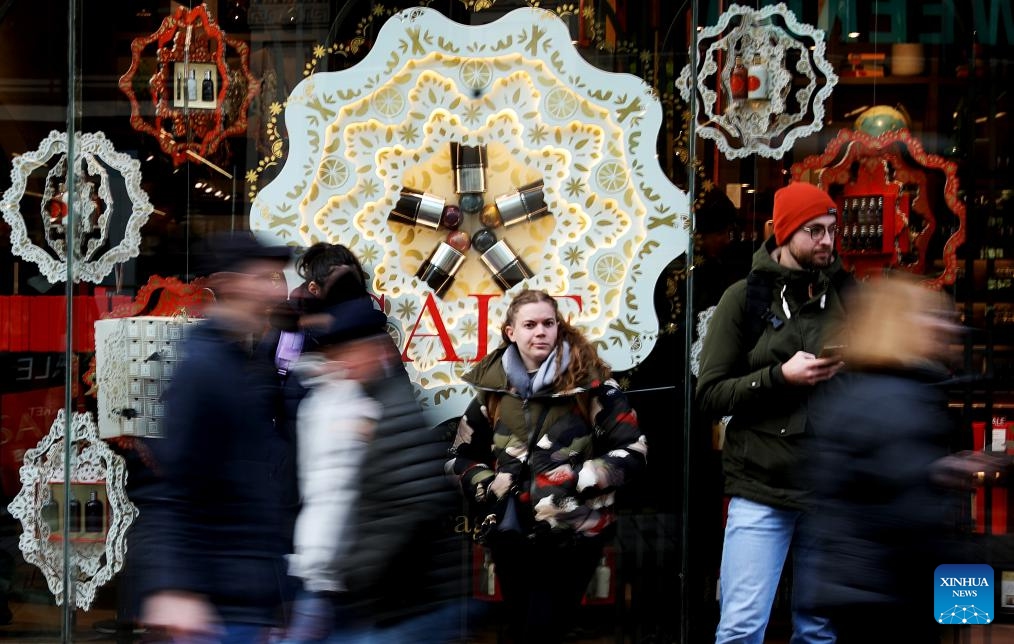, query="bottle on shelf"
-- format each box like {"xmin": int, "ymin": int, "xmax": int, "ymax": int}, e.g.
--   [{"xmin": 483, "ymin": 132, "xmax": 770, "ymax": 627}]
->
[
  {"xmin": 592, "ymin": 556, "xmax": 611, "ymax": 599},
  {"xmin": 176, "ymin": 71, "xmax": 183, "ymax": 102},
  {"xmin": 482, "ymin": 551, "xmax": 496, "ymax": 596},
  {"xmin": 841, "ymin": 199, "xmax": 852, "ymax": 251},
  {"xmin": 186, "ymin": 69, "xmax": 197, "ymax": 102},
  {"xmin": 85, "ymin": 491, "xmax": 104, "ymax": 533},
  {"xmin": 856, "ymin": 197, "xmax": 868, "ymax": 251},
  {"xmin": 747, "ymin": 54, "xmax": 768, "ymax": 101},
  {"xmin": 730, "ymin": 55, "xmax": 748, "ymax": 103},
  {"xmin": 41, "ymin": 496, "xmax": 59, "ymax": 533},
  {"xmin": 874, "ymin": 196, "xmax": 885, "ymax": 252},
  {"xmin": 68, "ymin": 495, "xmax": 82, "ymax": 533},
  {"xmin": 201, "ymin": 70, "xmax": 214, "ymax": 102}
]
